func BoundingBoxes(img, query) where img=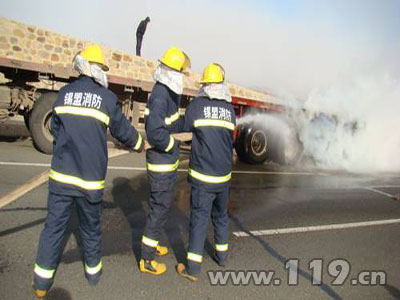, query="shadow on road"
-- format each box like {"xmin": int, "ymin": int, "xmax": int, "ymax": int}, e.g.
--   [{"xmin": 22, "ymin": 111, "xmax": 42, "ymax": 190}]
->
[
  {"xmin": 47, "ymin": 287, "xmax": 73, "ymax": 300},
  {"xmin": 384, "ymin": 284, "xmax": 400, "ymax": 300},
  {"xmin": 111, "ymin": 173, "xmax": 198, "ymax": 265},
  {"xmin": 111, "ymin": 175, "xmax": 148, "ymax": 263},
  {"xmin": 0, "ymin": 217, "xmax": 46, "ymax": 237}
]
